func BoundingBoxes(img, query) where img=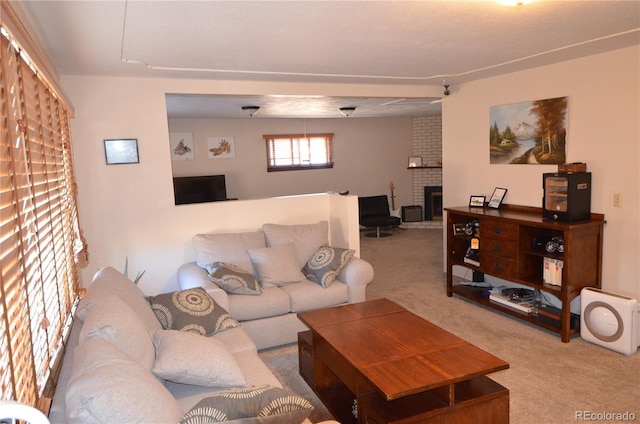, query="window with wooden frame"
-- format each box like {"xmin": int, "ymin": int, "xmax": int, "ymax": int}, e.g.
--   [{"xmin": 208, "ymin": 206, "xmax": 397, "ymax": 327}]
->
[
  {"xmin": 264, "ymin": 133, "xmax": 334, "ymax": 172},
  {"xmin": 1, "ymin": 19, "xmax": 87, "ymax": 413}
]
